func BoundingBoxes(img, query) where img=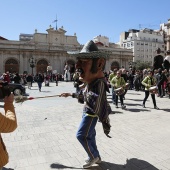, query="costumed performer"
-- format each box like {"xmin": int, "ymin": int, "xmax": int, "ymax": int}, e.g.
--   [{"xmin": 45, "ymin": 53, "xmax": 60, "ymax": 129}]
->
[{"xmin": 60, "ymin": 40, "xmax": 112, "ymax": 169}]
